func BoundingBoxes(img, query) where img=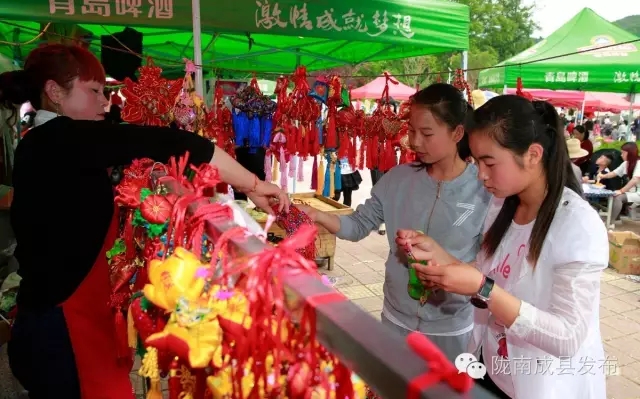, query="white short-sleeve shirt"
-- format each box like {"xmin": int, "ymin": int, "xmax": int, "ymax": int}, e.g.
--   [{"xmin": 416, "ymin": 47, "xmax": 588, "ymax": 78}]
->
[{"xmin": 613, "ymin": 161, "xmax": 640, "ymax": 202}]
